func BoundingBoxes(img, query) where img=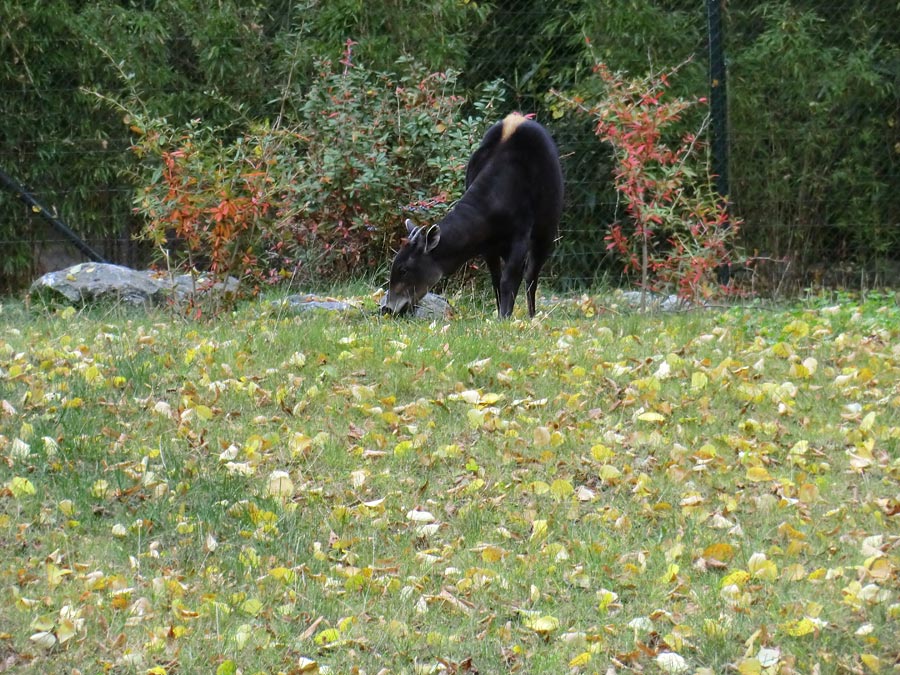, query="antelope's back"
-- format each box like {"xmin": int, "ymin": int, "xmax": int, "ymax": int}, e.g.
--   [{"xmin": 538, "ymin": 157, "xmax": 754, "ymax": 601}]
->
[{"xmin": 465, "ymin": 114, "xmax": 563, "ymax": 245}]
